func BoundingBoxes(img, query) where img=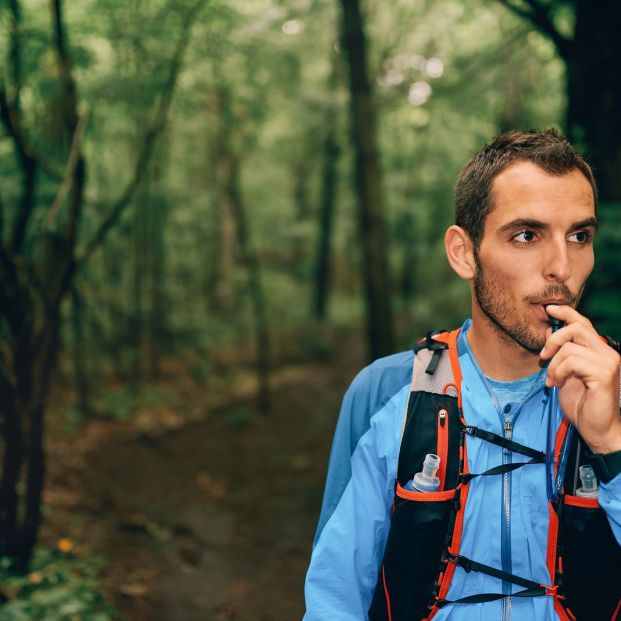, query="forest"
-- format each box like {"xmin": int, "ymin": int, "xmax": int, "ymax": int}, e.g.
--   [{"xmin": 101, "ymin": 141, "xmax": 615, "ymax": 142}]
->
[{"xmin": 1, "ymin": 0, "xmax": 620, "ymax": 619}]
